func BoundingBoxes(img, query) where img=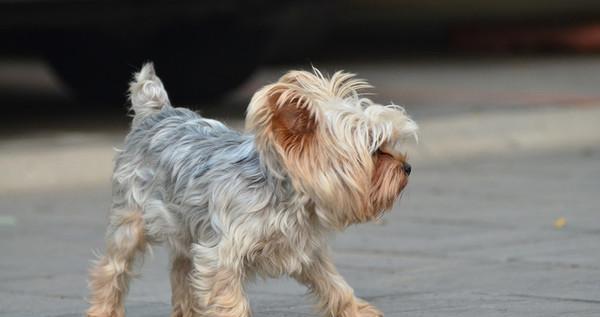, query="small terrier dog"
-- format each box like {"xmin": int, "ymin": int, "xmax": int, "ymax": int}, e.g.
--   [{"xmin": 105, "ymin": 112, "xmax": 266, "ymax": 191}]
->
[{"xmin": 87, "ymin": 63, "xmax": 417, "ymax": 317}]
